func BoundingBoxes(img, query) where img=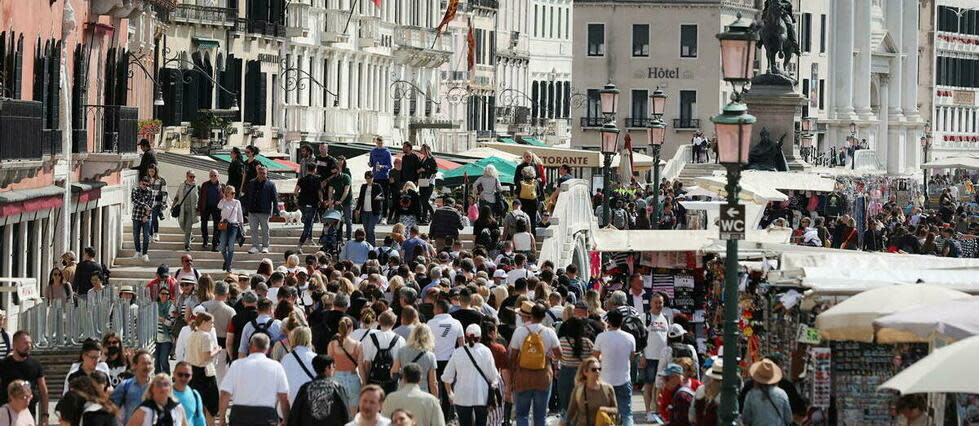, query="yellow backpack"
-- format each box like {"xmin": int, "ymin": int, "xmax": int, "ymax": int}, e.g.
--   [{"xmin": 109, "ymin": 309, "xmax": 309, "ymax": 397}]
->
[
  {"xmin": 519, "ymin": 180, "xmax": 537, "ymax": 200},
  {"xmin": 518, "ymin": 327, "xmax": 547, "ymax": 370}
]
